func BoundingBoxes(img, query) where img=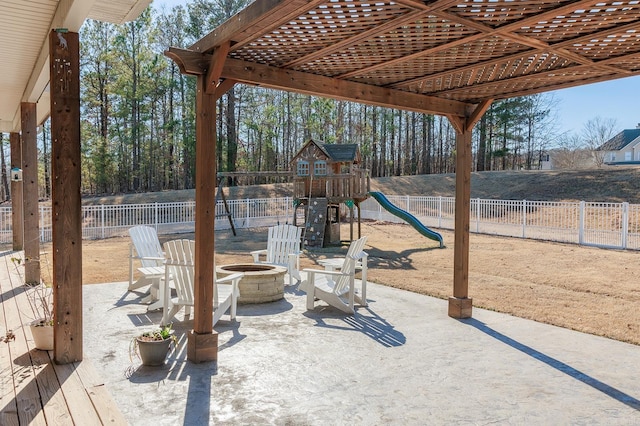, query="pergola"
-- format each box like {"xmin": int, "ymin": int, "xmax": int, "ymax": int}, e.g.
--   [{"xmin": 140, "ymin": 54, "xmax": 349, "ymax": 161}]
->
[
  {"xmin": 2, "ymin": 0, "xmax": 640, "ymax": 364},
  {"xmin": 166, "ymin": 0, "xmax": 640, "ymax": 362}
]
